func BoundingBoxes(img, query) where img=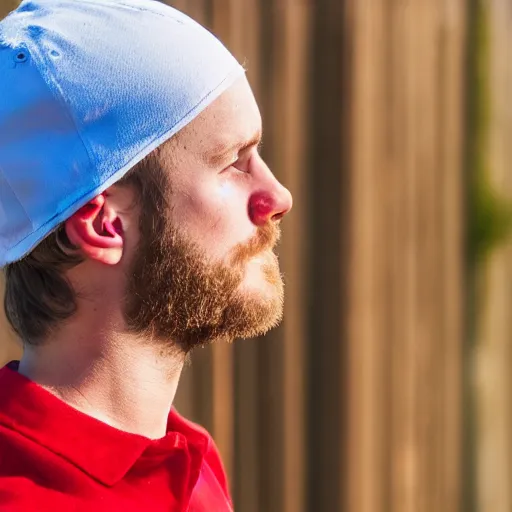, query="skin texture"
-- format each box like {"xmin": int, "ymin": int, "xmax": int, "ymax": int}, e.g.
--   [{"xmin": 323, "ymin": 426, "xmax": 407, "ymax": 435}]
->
[{"xmin": 18, "ymin": 76, "xmax": 293, "ymax": 439}]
